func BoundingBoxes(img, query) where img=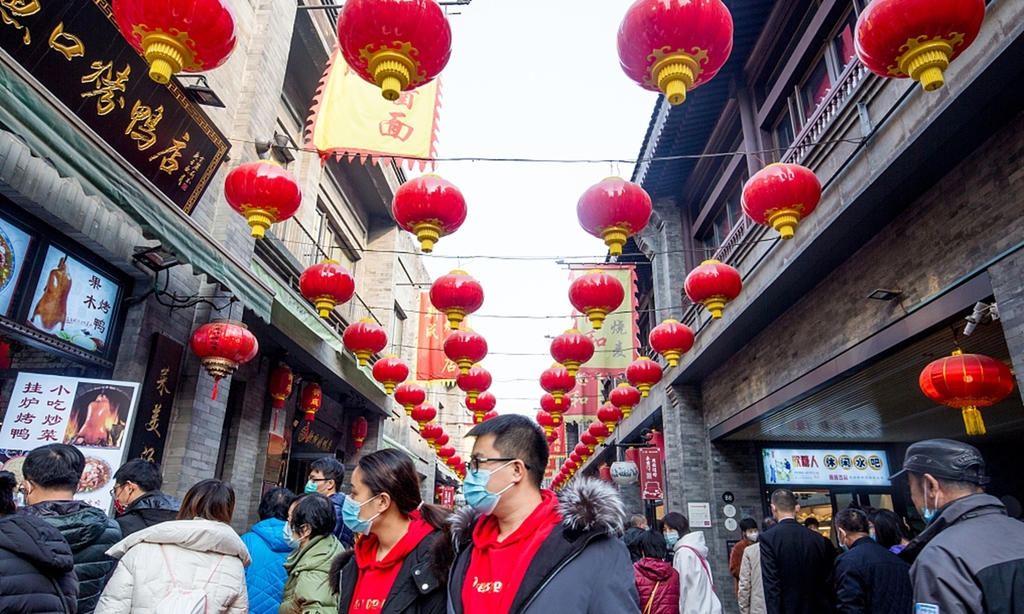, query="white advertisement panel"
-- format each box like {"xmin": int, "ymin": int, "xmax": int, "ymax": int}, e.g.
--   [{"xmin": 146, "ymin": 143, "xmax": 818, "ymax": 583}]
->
[{"xmin": 763, "ymin": 448, "xmax": 890, "ymax": 486}]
